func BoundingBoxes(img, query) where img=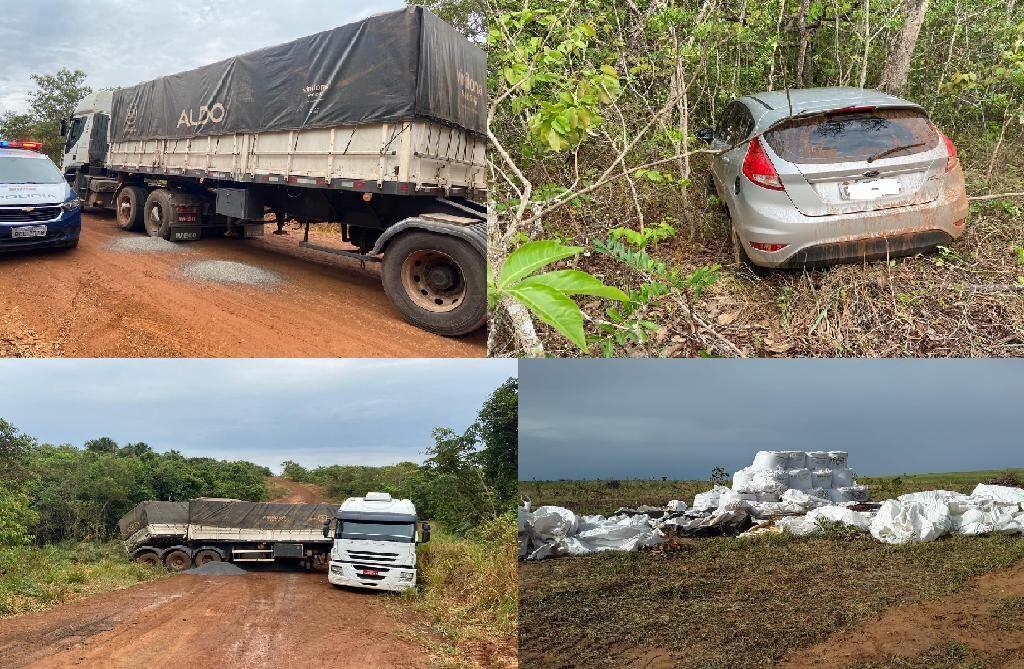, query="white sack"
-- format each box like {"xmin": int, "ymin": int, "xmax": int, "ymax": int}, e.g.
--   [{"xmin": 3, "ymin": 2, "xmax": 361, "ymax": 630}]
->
[
  {"xmin": 784, "ymin": 451, "xmax": 808, "ymax": 469},
  {"xmin": 787, "ymin": 468, "xmax": 812, "ymax": 490},
  {"xmin": 970, "ymin": 484, "xmax": 1024, "ymax": 504},
  {"xmin": 811, "ymin": 469, "xmax": 833, "ymax": 489},
  {"xmin": 870, "ymin": 499, "xmax": 952, "ymax": 544},
  {"xmin": 692, "ymin": 485, "xmax": 730, "ymax": 512},
  {"xmin": 806, "ymin": 451, "xmax": 831, "ymax": 470},
  {"xmin": 733, "ymin": 467, "xmax": 787, "ymax": 495},
  {"xmin": 778, "ymin": 505, "xmax": 871, "ymax": 537},
  {"xmin": 564, "ymin": 525, "xmax": 665, "ymax": 555},
  {"xmin": 666, "ymin": 500, "xmax": 688, "ymax": 512},
  {"xmin": 753, "ymin": 451, "xmax": 788, "ymax": 470},
  {"xmin": 831, "ymin": 467, "xmax": 855, "ymax": 488},
  {"xmin": 828, "ymin": 451, "xmax": 849, "ymax": 468},
  {"xmin": 530, "ymin": 506, "xmax": 579, "ymax": 540}
]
